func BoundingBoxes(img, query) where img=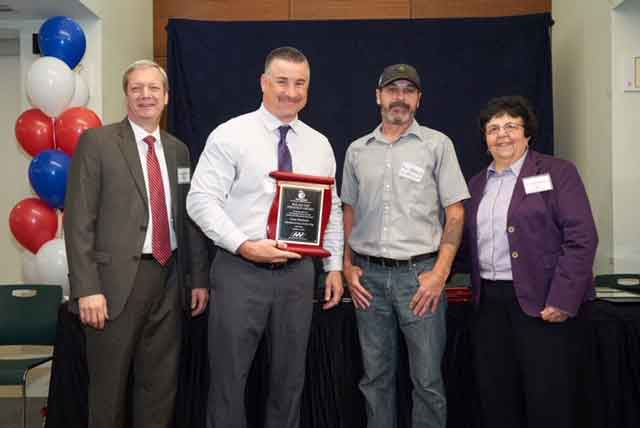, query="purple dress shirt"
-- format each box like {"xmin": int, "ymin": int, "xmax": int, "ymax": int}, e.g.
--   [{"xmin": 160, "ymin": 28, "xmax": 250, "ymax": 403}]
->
[{"xmin": 477, "ymin": 152, "xmax": 527, "ymax": 281}]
